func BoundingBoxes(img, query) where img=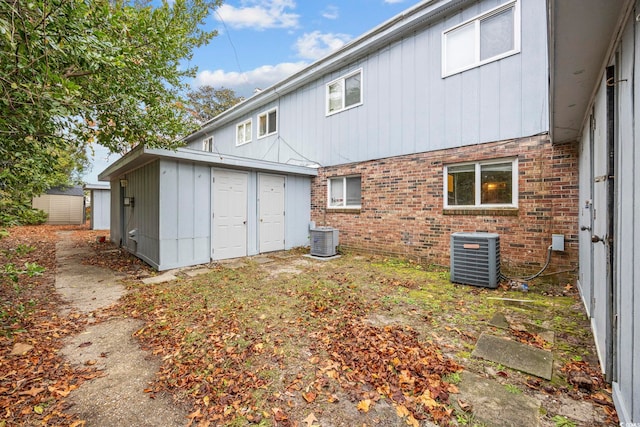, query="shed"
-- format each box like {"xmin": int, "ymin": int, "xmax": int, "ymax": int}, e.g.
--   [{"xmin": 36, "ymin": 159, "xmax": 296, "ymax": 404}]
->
[
  {"xmin": 32, "ymin": 186, "xmax": 85, "ymax": 225},
  {"xmin": 84, "ymin": 183, "xmax": 111, "ymax": 230}
]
